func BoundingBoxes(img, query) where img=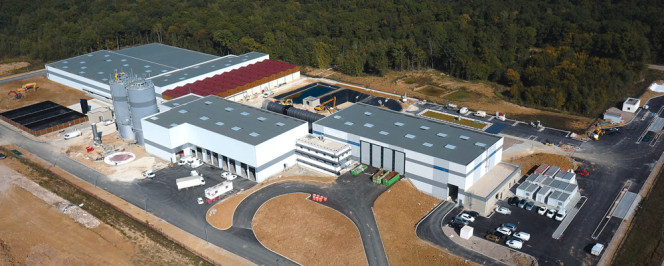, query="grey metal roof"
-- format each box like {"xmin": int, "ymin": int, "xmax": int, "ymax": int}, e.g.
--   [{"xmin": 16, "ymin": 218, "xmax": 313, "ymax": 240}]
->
[
  {"xmin": 554, "ymin": 171, "xmax": 576, "ymax": 182},
  {"xmin": 543, "ymin": 166, "xmax": 560, "ymax": 176},
  {"xmin": 536, "ymin": 186, "xmax": 552, "ymax": 196},
  {"xmin": 149, "ymin": 51, "xmax": 268, "ymax": 87},
  {"xmin": 47, "ymin": 43, "xmax": 268, "ymax": 89},
  {"xmin": 147, "ymin": 95, "xmax": 305, "ymax": 145},
  {"xmin": 314, "ymin": 103, "xmax": 502, "ymax": 165},
  {"xmin": 161, "ymin": 94, "xmax": 202, "ymax": 108}
]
